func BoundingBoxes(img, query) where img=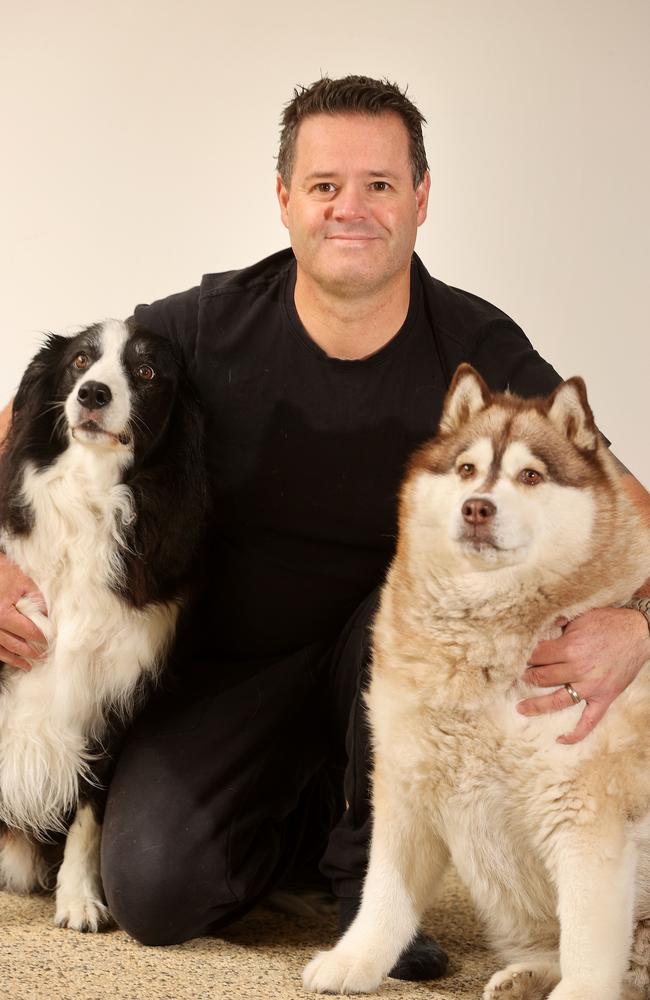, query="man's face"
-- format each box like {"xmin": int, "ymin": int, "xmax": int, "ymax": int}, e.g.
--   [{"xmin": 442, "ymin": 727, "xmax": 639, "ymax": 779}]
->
[{"xmin": 277, "ymin": 112, "xmax": 430, "ymax": 297}]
